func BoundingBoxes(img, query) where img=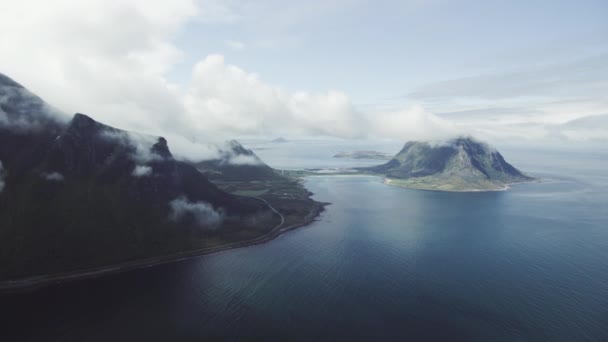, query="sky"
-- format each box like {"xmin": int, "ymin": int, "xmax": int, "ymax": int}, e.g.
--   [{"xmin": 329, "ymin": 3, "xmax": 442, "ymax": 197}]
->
[{"xmin": 0, "ymin": 0, "xmax": 607, "ymax": 147}]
